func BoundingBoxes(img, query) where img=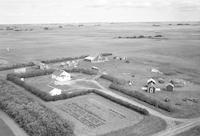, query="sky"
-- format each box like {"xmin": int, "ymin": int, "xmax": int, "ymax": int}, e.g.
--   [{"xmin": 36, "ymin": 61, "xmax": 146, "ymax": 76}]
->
[{"xmin": 0, "ymin": 0, "xmax": 200, "ymax": 24}]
